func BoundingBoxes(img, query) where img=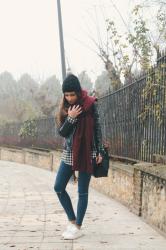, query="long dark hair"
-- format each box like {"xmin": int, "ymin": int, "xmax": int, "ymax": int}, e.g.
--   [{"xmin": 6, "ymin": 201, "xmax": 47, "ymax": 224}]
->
[{"xmin": 55, "ymin": 91, "xmax": 82, "ymax": 127}]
